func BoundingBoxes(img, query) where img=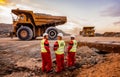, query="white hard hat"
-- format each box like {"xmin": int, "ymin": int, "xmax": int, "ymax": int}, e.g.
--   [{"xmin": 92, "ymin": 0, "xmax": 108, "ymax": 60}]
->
[
  {"xmin": 57, "ymin": 33, "xmax": 63, "ymax": 38},
  {"xmin": 43, "ymin": 33, "xmax": 48, "ymax": 37},
  {"xmin": 70, "ymin": 35, "xmax": 75, "ymax": 38}
]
